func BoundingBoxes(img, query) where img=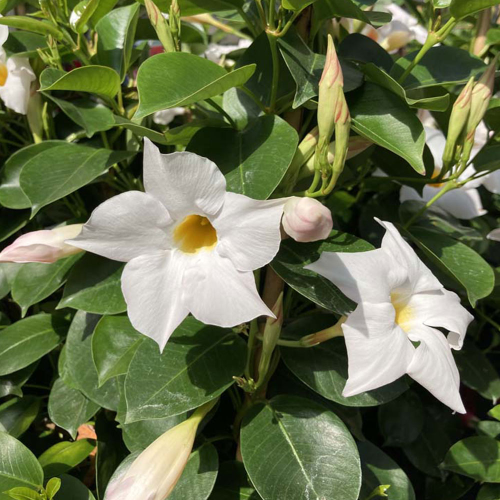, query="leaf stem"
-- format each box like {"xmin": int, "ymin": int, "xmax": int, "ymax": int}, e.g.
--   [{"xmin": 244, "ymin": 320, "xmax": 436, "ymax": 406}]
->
[
  {"xmin": 206, "ymin": 98, "xmax": 238, "ymax": 128},
  {"xmin": 267, "ymin": 32, "xmax": 280, "ymax": 112}
]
